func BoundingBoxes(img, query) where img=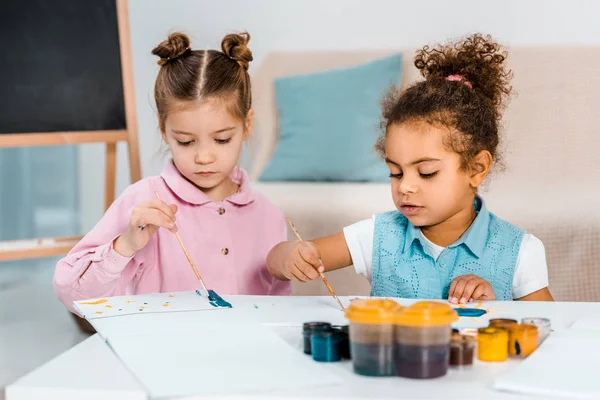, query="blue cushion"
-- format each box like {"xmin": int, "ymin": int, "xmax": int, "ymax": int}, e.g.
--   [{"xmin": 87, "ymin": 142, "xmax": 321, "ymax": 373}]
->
[{"xmin": 259, "ymin": 54, "xmax": 402, "ymax": 182}]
